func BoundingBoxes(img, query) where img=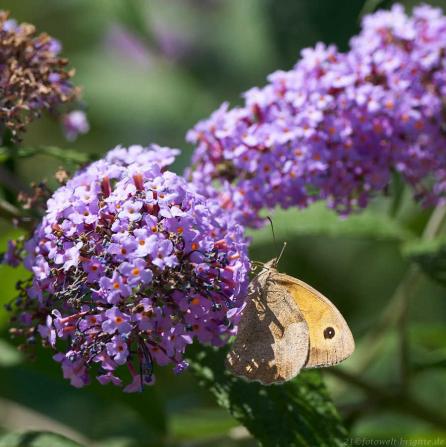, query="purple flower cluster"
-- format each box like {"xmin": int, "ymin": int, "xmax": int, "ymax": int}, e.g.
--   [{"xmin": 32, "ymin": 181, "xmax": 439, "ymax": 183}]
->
[
  {"xmin": 187, "ymin": 4, "xmax": 446, "ymax": 227},
  {"xmin": 8, "ymin": 145, "xmax": 249, "ymax": 391},
  {"xmin": 0, "ymin": 11, "xmax": 84, "ymax": 142}
]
